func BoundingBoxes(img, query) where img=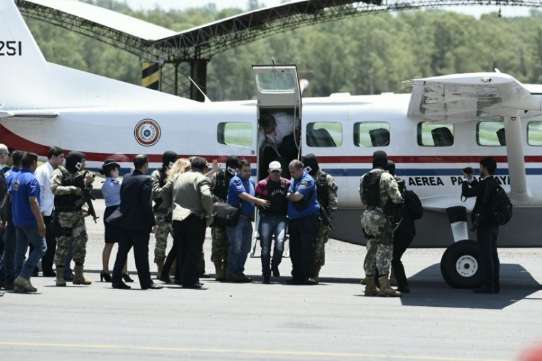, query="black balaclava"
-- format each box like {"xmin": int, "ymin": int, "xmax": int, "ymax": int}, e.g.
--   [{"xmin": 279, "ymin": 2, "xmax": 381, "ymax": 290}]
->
[
  {"xmin": 162, "ymin": 151, "xmax": 178, "ymax": 169},
  {"xmin": 65, "ymin": 152, "xmax": 85, "ymax": 173},
  {"xmin": 301, "ymin": 153, "xmax": 319, "ymax": 177},
  {"xmin": 372, "ymin": 150, "xmax": 388, "ymax": 169},
  {"xmin": 225, "ymin": 156, "xmax": 240, "ymax": 176}
]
